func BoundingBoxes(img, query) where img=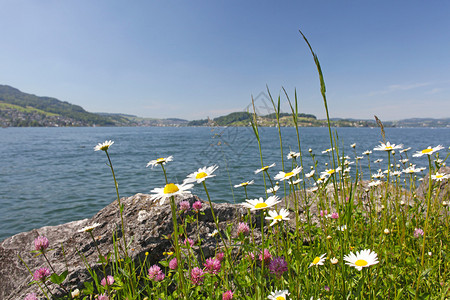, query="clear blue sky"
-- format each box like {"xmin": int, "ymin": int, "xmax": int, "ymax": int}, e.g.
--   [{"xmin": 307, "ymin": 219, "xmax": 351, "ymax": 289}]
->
[{"xmin": 1, "ymin": 1, "xmax": 449, "ymax": 121}]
